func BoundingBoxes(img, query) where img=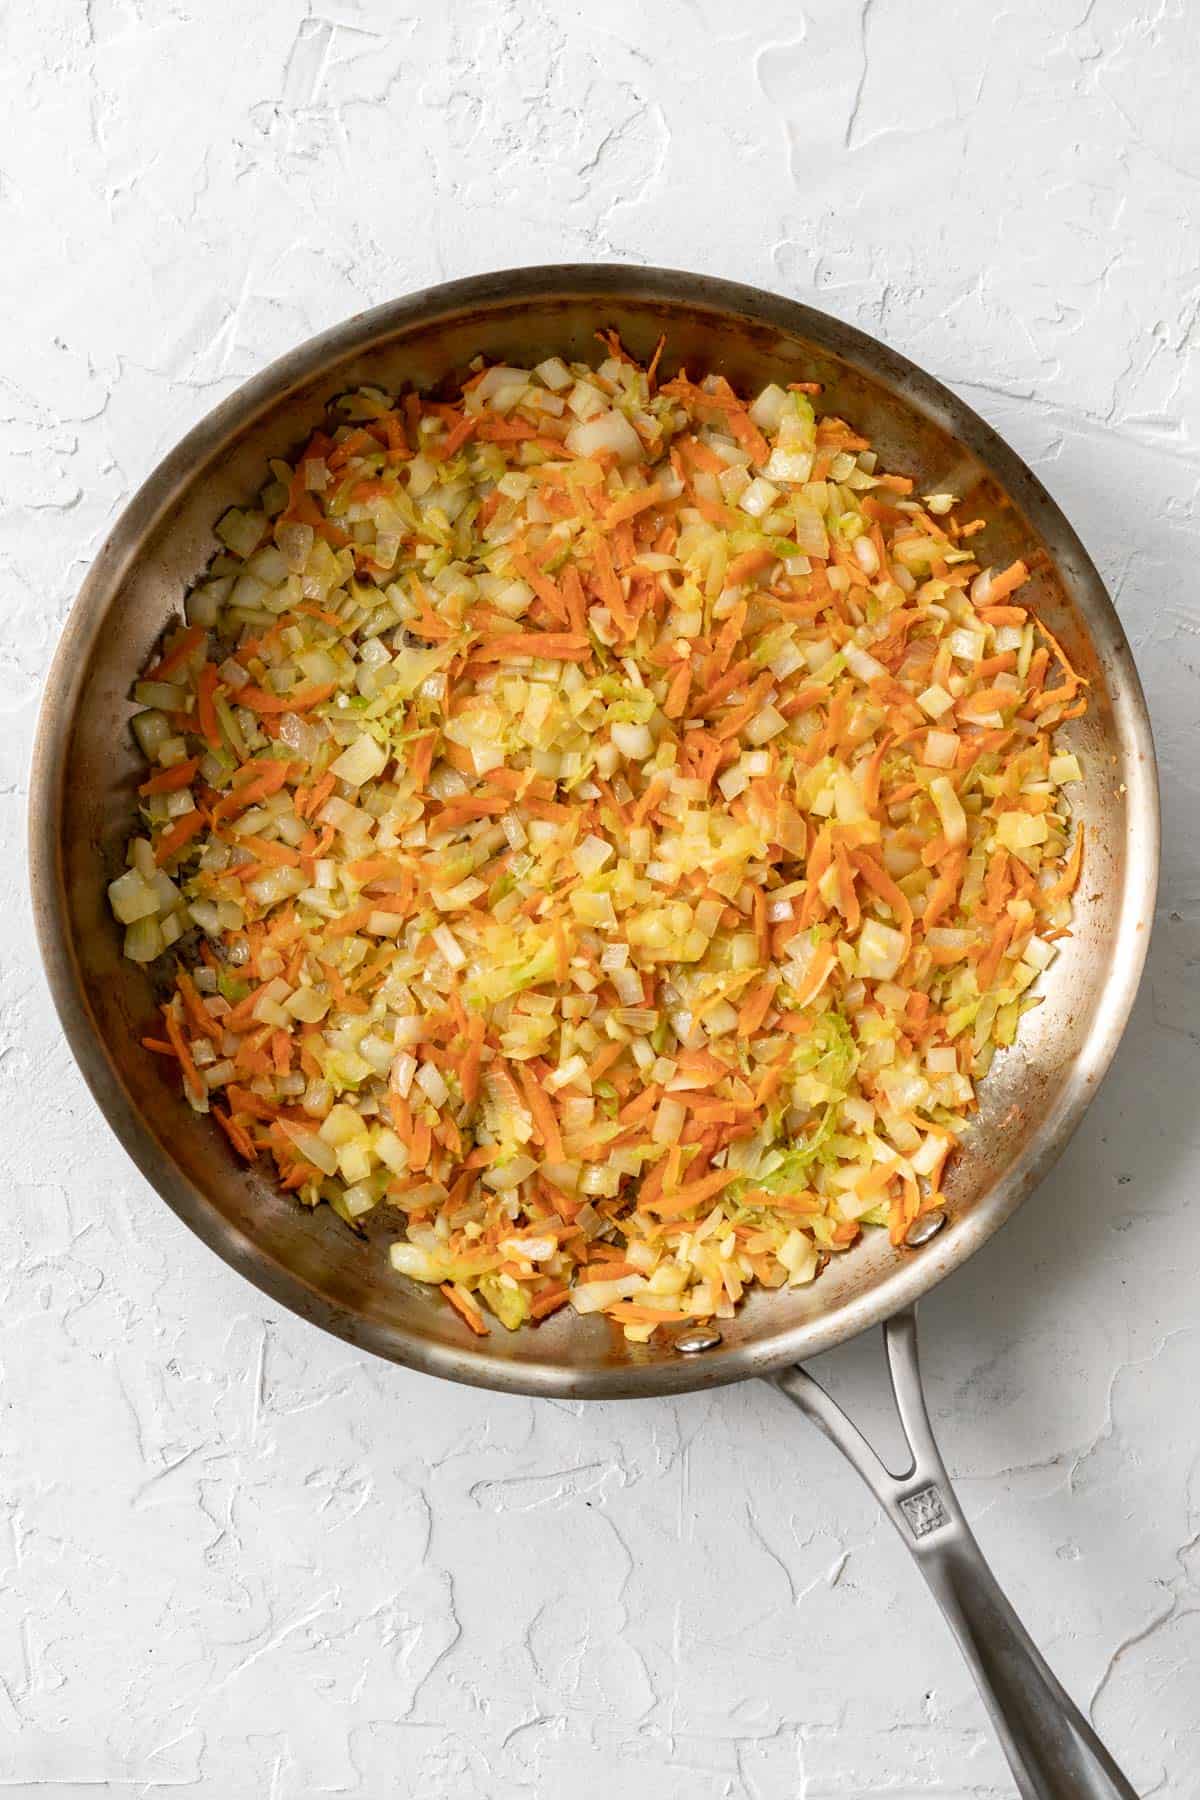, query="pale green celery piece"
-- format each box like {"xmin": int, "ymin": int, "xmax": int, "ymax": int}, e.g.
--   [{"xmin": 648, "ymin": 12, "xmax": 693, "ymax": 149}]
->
[
  {"xmin": 213, "ymin": 693, "xmax": 247, "ymax": 761},
  {"xmin": 478, "ymin": 1275, "xmax": 531, "ymax": 1331},
  {"xmin": 465, "ymin": 935, "xmax": 557, "ymax": 1008}
]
